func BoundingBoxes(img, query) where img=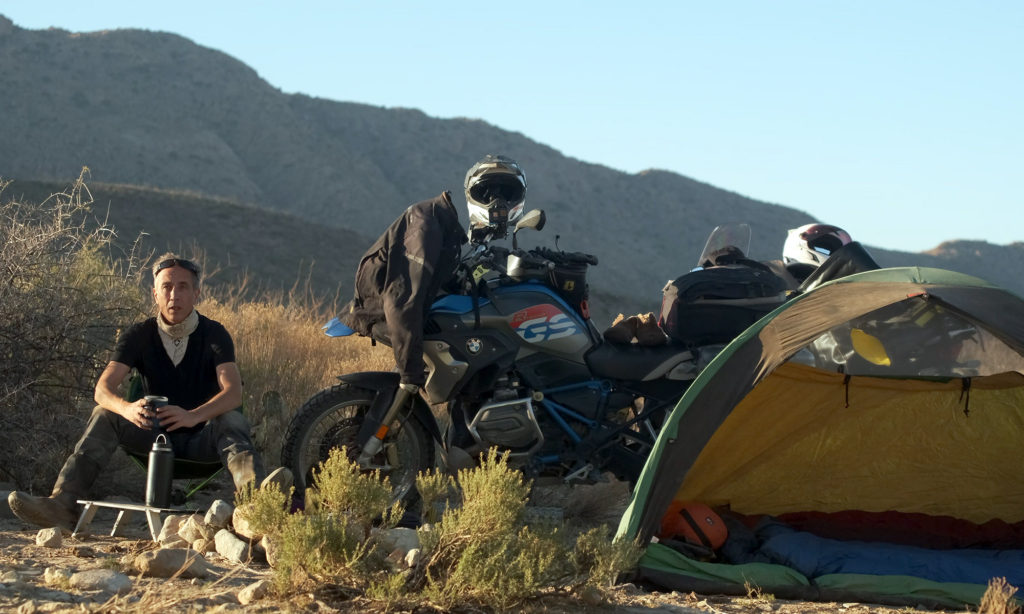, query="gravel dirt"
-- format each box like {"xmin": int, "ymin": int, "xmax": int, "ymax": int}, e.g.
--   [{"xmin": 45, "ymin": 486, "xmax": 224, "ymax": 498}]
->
[{"xmin": 0, "ymin": 515, "xmax": 970, "ymax": 613}]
